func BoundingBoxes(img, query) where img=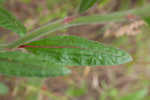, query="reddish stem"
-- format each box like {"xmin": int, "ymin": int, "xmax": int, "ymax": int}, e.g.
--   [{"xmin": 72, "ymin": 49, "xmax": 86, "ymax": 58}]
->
[
  {"xmin": 125, "ymin": 14, "xmax": 138, "ymax": 21},
  {"xmin": 41, "ymin": 85, "xmax": 47, "ymax": 91},
  {"xmin": 62, "ymin": 16, "xmax": 76, "ymax": 24},
  {"xmin": 18, "ymin": 45, "xmax": 87, "ymax": 49}
]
